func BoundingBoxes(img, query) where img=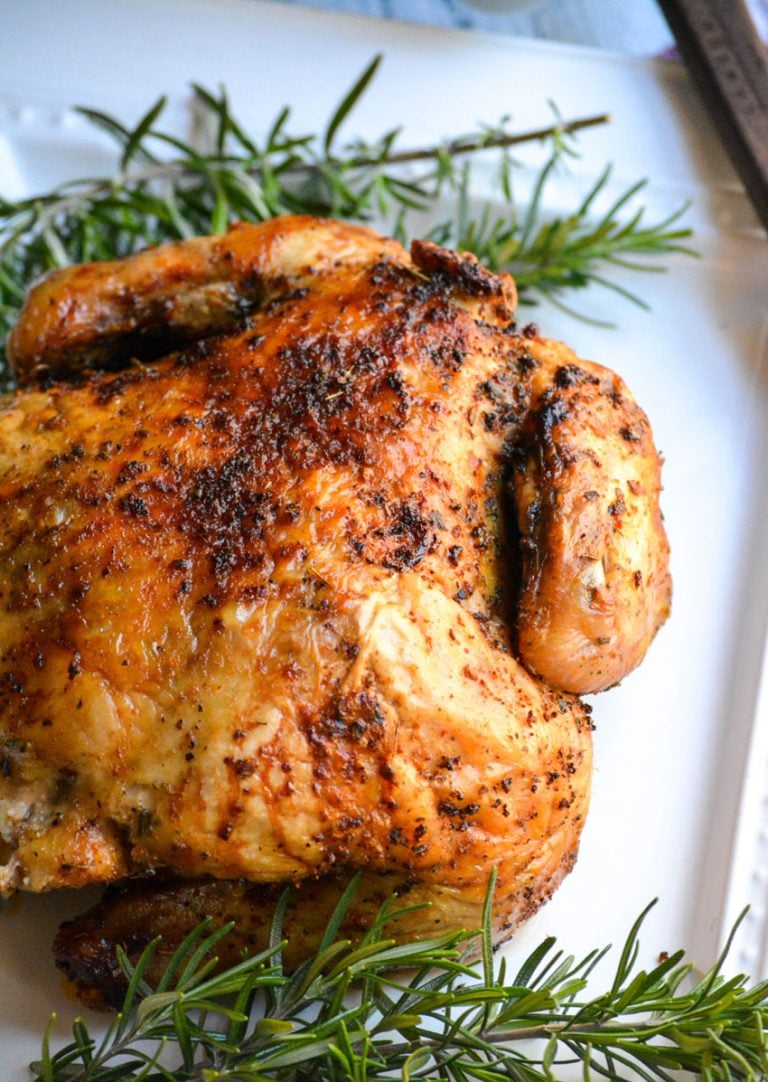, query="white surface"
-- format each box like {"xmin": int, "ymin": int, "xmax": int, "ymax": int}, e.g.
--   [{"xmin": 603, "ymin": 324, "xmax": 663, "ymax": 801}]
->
[{"xmin": 2, "ymin": 1, "xmax": 768, "ymax": 1076}]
